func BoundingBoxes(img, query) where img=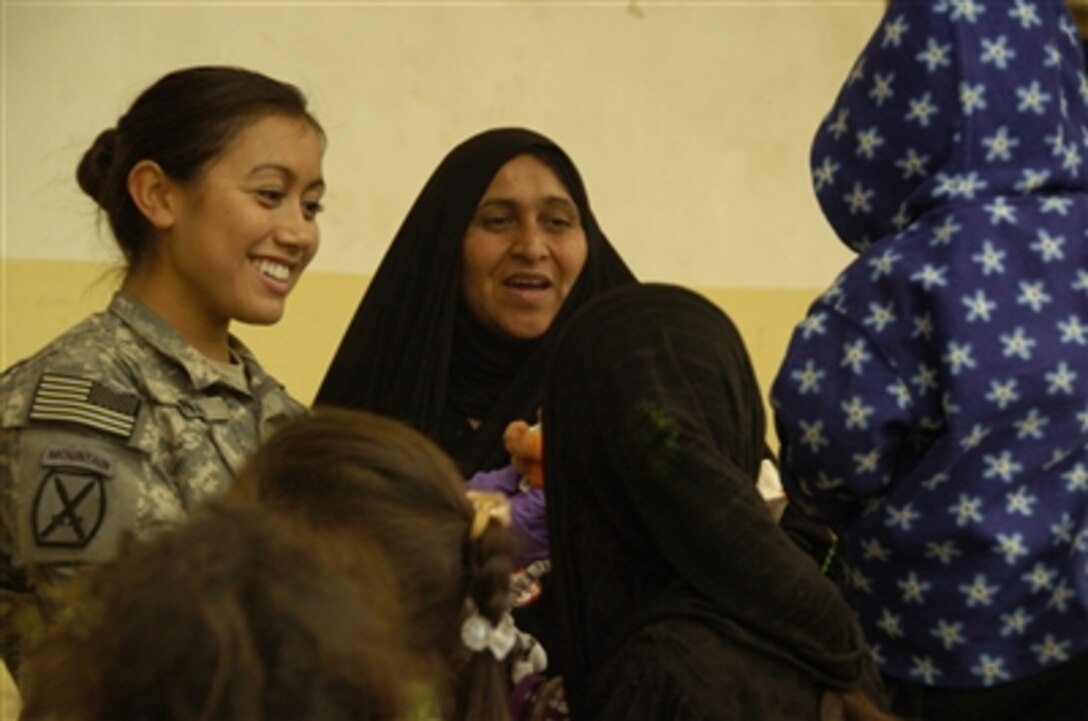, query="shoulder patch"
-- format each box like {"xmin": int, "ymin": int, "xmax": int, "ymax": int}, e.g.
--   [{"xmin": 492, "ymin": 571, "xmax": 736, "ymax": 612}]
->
[
  {"xmin": 29, "ymin": 373, "xmax": 141, "ymax": 439},
  {"xmin": 32, "ymin": 447, "xmax": 114, "ymax": 549}
]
